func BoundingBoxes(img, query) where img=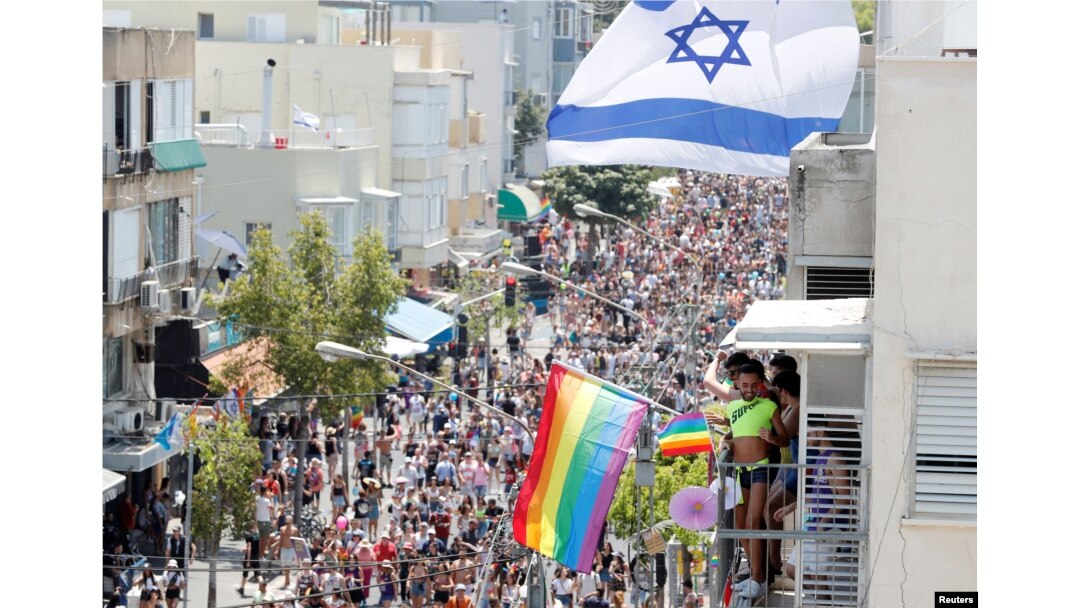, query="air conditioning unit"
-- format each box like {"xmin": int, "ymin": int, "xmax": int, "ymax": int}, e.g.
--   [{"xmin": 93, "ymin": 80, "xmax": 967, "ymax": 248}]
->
[
  {"xmin": 155, "ymin": 400, "xmax": 177, "ymax": 423},
  {"xmin": 179, "ymin": 287, "xmax": 197, "ymax": 313},
  {"xmin": 111, "ymin": 408, "xmax": 144, "ymax": 434},
  {"xmin": 158, "ymin": 289, "xmax": 173, "ymax": 315},
  {"xmin": 140, "ymin": 280, "xmax": 160, "ymax": 311}
]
